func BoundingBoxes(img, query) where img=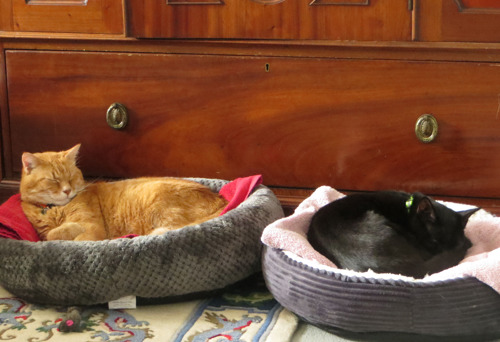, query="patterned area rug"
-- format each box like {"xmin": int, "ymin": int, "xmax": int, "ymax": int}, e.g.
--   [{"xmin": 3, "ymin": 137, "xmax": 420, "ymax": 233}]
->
[{"xmin": 0, "ymin": 275, "xmax": 298, "ymax": 341}]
